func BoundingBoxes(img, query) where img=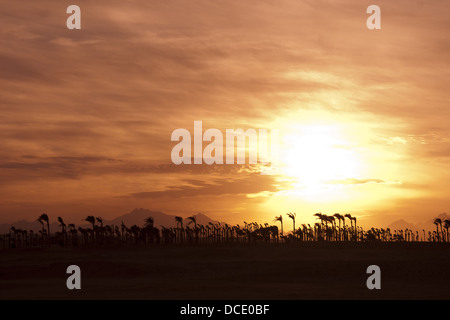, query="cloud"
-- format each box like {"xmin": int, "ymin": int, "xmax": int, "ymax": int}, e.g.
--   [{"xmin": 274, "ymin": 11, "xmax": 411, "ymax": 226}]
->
[
  {"xmin": 125, "ymin": 174, "xmax": 279, "ymax": 199},
  {"xmin": 328, "ymin": 178, "xmax": 399, "ymax": 185},
  {"xmin": 0, "ymin": 154, "xmax": 268, "ymax": 182}
]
